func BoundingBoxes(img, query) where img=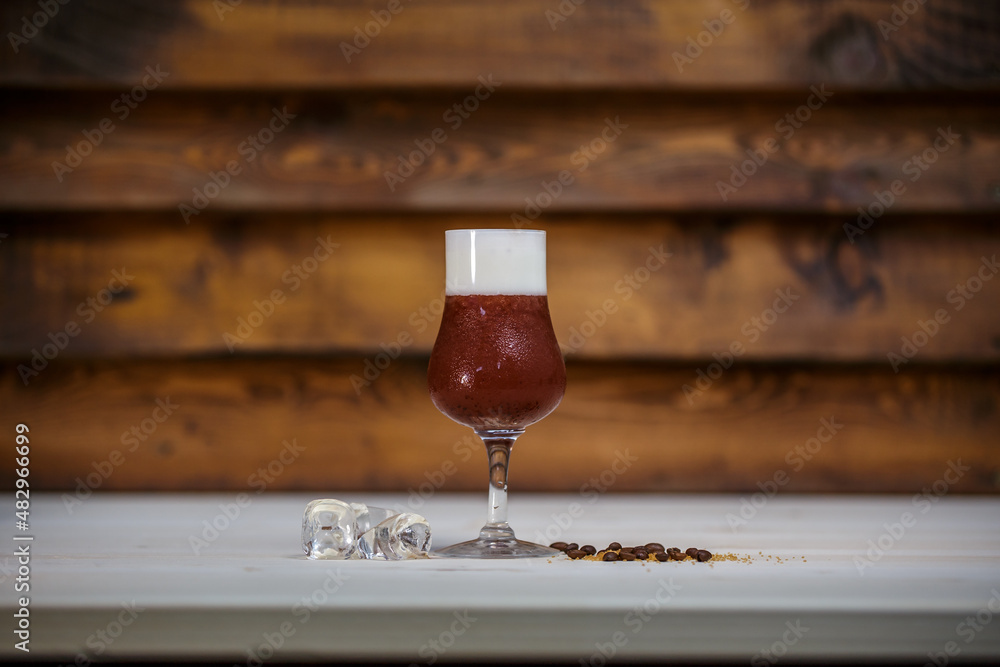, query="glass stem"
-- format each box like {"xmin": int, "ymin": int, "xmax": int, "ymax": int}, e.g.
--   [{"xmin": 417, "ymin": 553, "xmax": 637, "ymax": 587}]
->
[{"xmin": 476, "ymin": 429, "xmax": 523, "ymax": 542}]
